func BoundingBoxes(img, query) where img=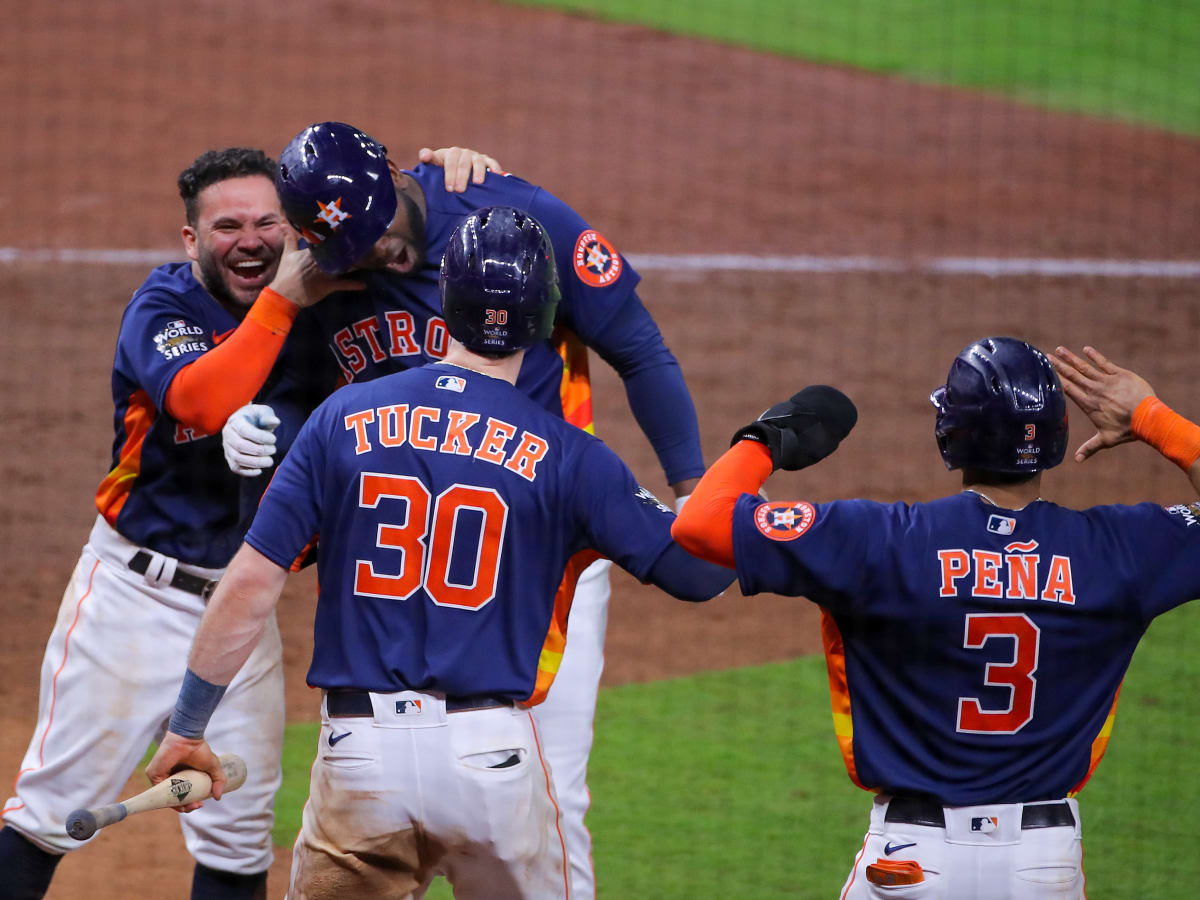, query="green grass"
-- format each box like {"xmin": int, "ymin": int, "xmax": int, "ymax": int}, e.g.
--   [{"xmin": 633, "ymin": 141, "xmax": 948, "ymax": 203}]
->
[
  {"xmin": 273, "ymin": 601, "xmax": 1200, "ymax": 897},
  {"xmin": 508, "ymin": 0, "xmax": 1200, "ymax": 133}
]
